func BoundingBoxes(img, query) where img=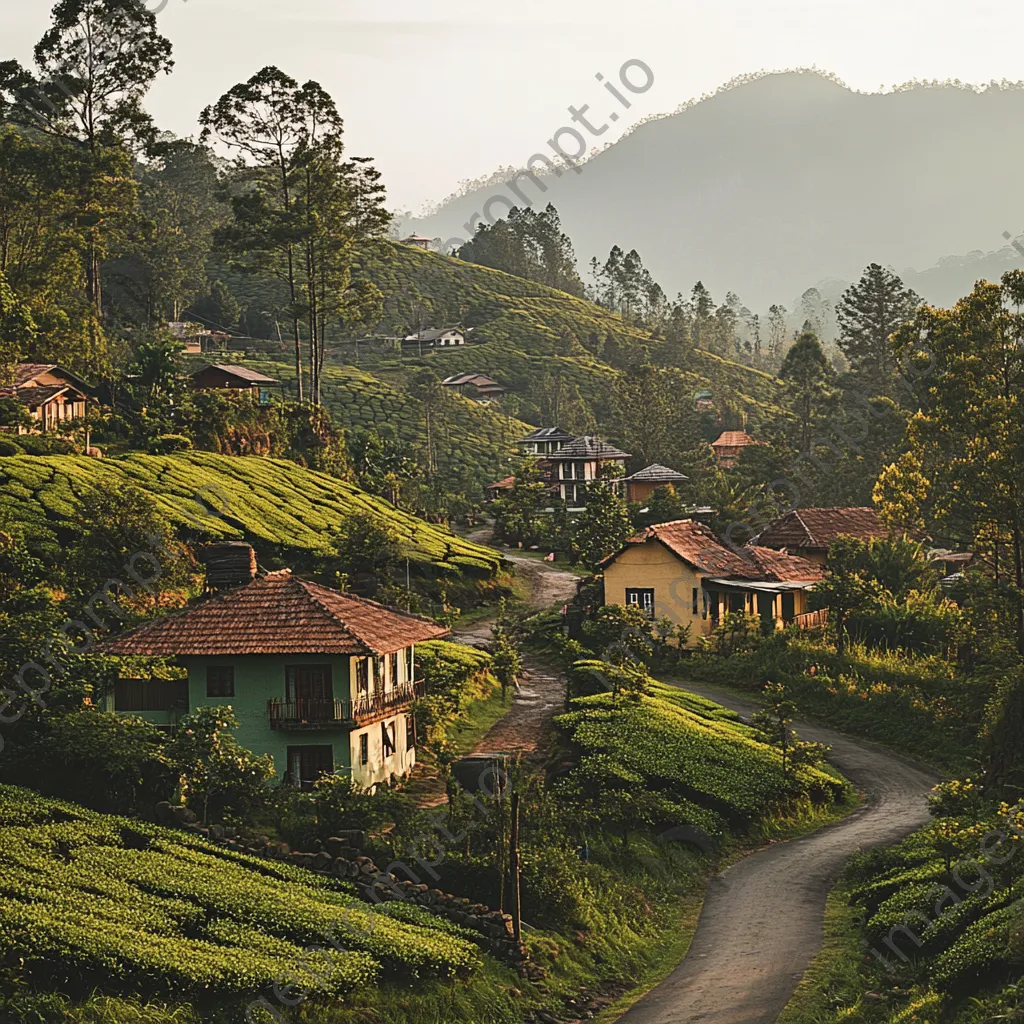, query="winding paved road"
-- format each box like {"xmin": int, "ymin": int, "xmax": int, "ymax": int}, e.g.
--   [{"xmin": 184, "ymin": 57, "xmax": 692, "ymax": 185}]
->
[{"xmin": 617, "ymin": 682, "xmax": 939, "ymax": 1024}]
